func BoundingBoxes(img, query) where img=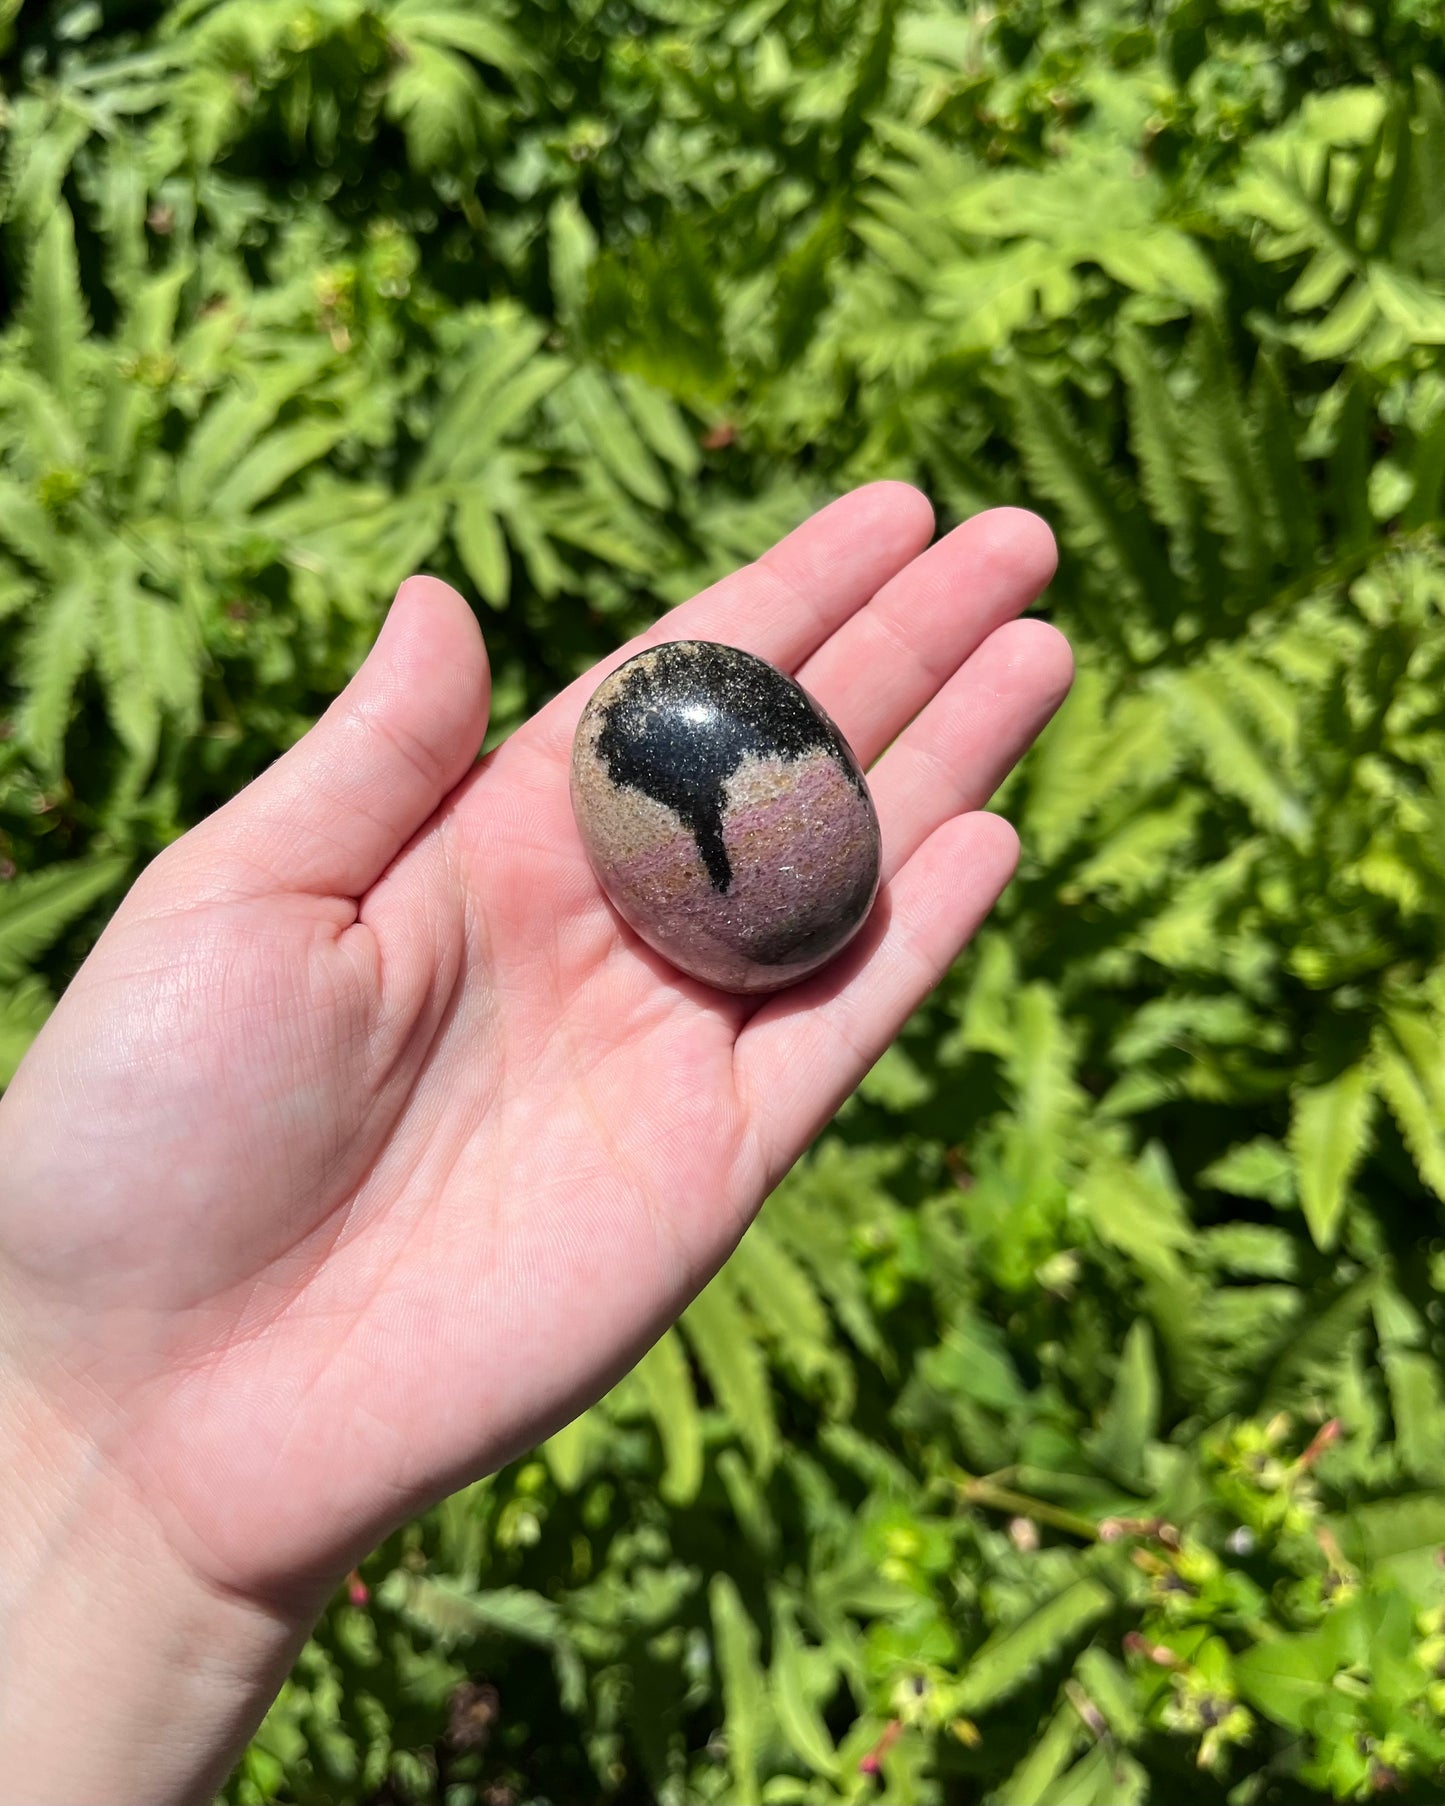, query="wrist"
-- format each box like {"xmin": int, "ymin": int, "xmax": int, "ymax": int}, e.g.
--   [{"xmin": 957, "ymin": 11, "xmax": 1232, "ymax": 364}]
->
[{"xmin": 0, "ymin": 1369, "xmax": 314, "ymax": 1806}]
